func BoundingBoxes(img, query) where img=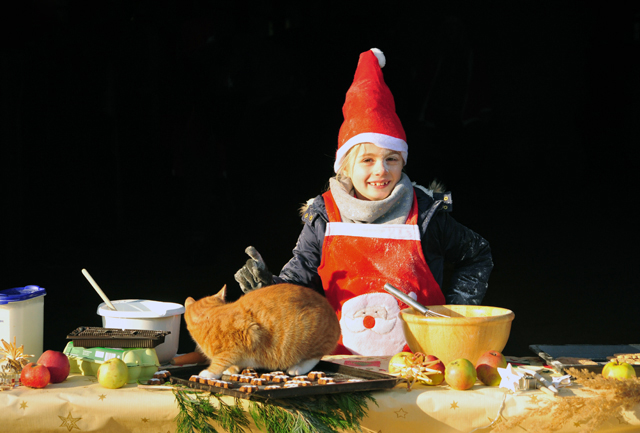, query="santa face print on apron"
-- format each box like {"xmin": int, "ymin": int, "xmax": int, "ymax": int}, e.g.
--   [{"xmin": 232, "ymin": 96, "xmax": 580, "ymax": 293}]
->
[{"xmin": 318, "ymin": 190, "xmax": 445, "ymax": 356}]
